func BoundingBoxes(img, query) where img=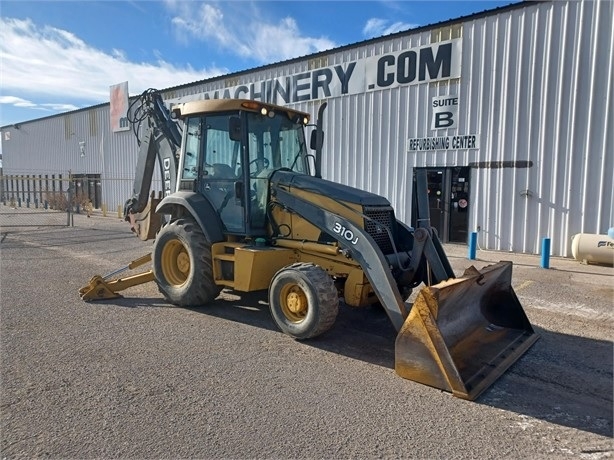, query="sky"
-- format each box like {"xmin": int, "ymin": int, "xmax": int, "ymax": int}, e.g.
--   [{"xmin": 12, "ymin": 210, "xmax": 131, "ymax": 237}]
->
[{"xmin": 0, "ymin": 0, "xmax": 517, "ymax": 129}]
